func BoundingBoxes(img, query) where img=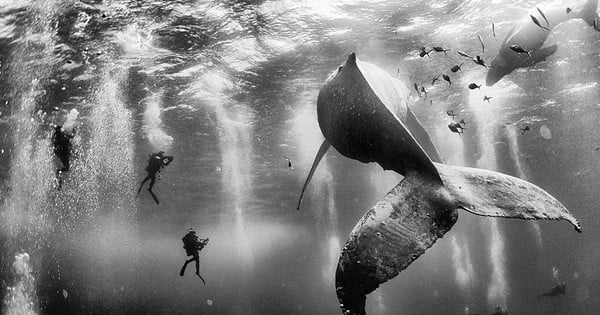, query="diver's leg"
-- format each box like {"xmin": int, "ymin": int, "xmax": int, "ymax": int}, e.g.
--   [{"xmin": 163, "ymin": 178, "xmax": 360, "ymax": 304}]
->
[
  {"xmin": 193, "ymin": 254, "xmax": 206, "ymax": 284},
  {"xmin": 137, "ymin": 175, "xmax": 151, "ymax": 194},
  {"xmin": 180, "ymin": 259, "xmax": 191, "ymax": 276},
  {"xmin": 147, "ymin": 174, "xmax": 156, "ymax": 191},
  {"xmin": 60, "ymin": 155, "xmax": 70, "ymax": 172},
  {"xmin": 57, "ymin": 172, "xmax": 63, "ymax": 189},
  {"xmin": 148, "ymin": 189, "xmax": 160, "ymax": 204},
  {"xmin": 147, "ymin": 174, "xmax": 160, "ymax": 204},
  {"xmin": 55, "ymin": 155, "xmax": 68, "ymax": 189}
]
